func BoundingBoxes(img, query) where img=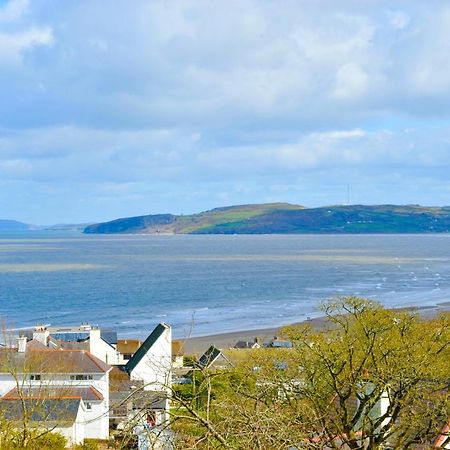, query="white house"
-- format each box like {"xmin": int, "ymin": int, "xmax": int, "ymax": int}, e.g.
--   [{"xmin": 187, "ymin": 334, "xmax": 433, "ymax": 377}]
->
[
  {"xmin": 124, "ymin": 323, "xmax": 172, "ymax": 393},
  {"xmin": 0, "ymin": 338, "xmax": 112, "ymax": 445}
]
